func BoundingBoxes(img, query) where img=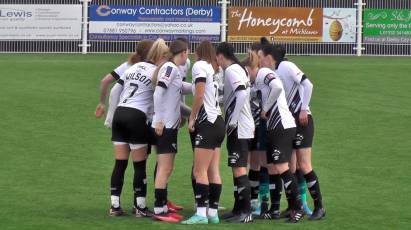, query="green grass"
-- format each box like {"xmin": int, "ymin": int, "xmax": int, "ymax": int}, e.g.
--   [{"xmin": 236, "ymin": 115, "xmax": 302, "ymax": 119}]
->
[{"xmin": 0, "ymin": 54, "xmax": 410, "ymax": 230}]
